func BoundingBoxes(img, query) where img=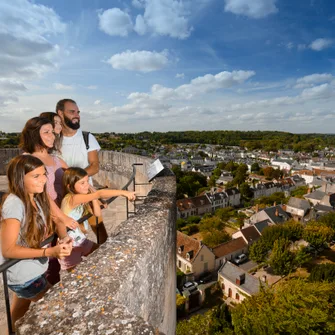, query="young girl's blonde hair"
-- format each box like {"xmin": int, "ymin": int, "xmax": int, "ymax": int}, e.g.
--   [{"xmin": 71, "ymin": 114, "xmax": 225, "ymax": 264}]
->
[{"xmin": 1, "ymin": 155, "xmax": 53, "ymax": 248}]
